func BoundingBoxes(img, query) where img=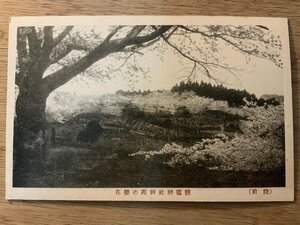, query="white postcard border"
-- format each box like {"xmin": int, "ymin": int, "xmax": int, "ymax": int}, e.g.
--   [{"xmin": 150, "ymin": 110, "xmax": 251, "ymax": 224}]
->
[{"xmin": 6, "ymin": 16, "xmax": 294, "ymax": 201}]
